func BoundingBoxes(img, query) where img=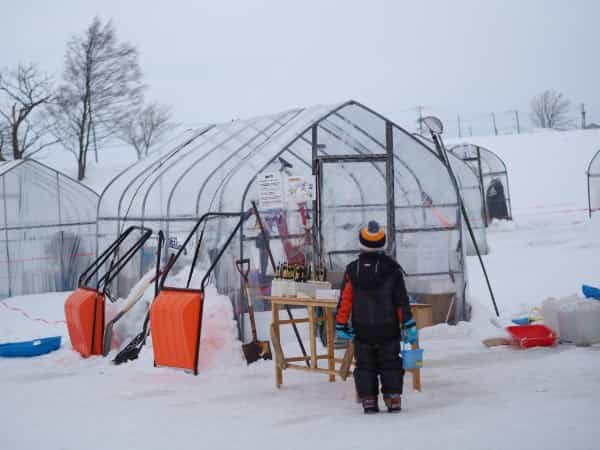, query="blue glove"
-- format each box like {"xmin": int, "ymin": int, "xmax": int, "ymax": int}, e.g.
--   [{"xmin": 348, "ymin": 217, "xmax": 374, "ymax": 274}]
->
[
  {"xmin": 403, "ymin": 319, "xmax": 418, "ymax": 344},
  {"xmin": 335, "ymin": 323, "xmax": 355, "ymax": 340}
]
